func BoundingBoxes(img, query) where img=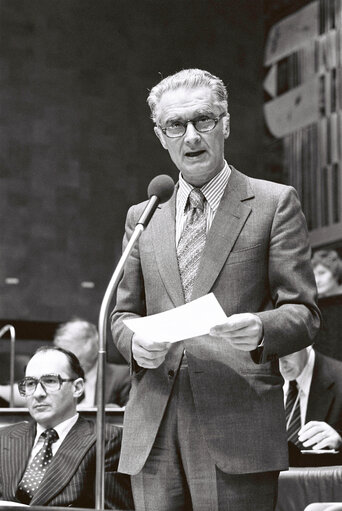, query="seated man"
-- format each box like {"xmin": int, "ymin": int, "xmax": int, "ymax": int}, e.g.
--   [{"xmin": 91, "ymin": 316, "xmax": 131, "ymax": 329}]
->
[
  {"xmin": 0, "ymin": 346, "xmax": 134, "ymax": 509},
  {"xmin": 279, "ymin": 346, "xmax": 342, "ymax": 465},
  {"xmin": 53, "ymin": 318, "xmax": 131, "ymax": 407}
]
